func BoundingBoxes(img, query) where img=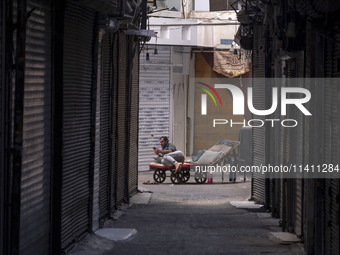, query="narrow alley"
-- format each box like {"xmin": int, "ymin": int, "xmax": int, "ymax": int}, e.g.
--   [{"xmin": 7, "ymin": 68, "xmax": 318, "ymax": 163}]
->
[
  {"xmin": 1, "ymin": 1, "xmax": 339, "ymax": 254},
  {"xmin": 70, "ymin": 172, "xmax": 304, "ymax": 255}
]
